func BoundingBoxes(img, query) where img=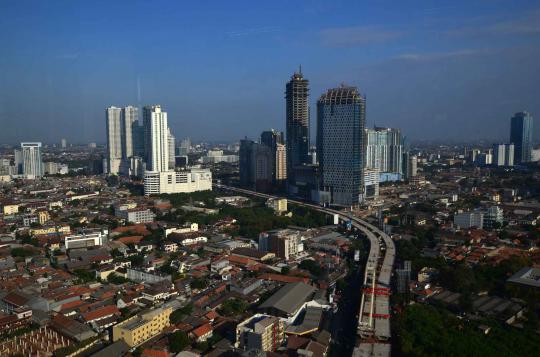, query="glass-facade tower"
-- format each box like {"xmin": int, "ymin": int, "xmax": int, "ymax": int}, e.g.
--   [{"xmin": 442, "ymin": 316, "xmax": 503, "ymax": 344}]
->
[
  {"xmin": 510, "ymin": 111, "xmax": 533, "ymax": 164},
  {"xmin": 317, "ymin": 86, "xmax": 366, "ymax": 206}
]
